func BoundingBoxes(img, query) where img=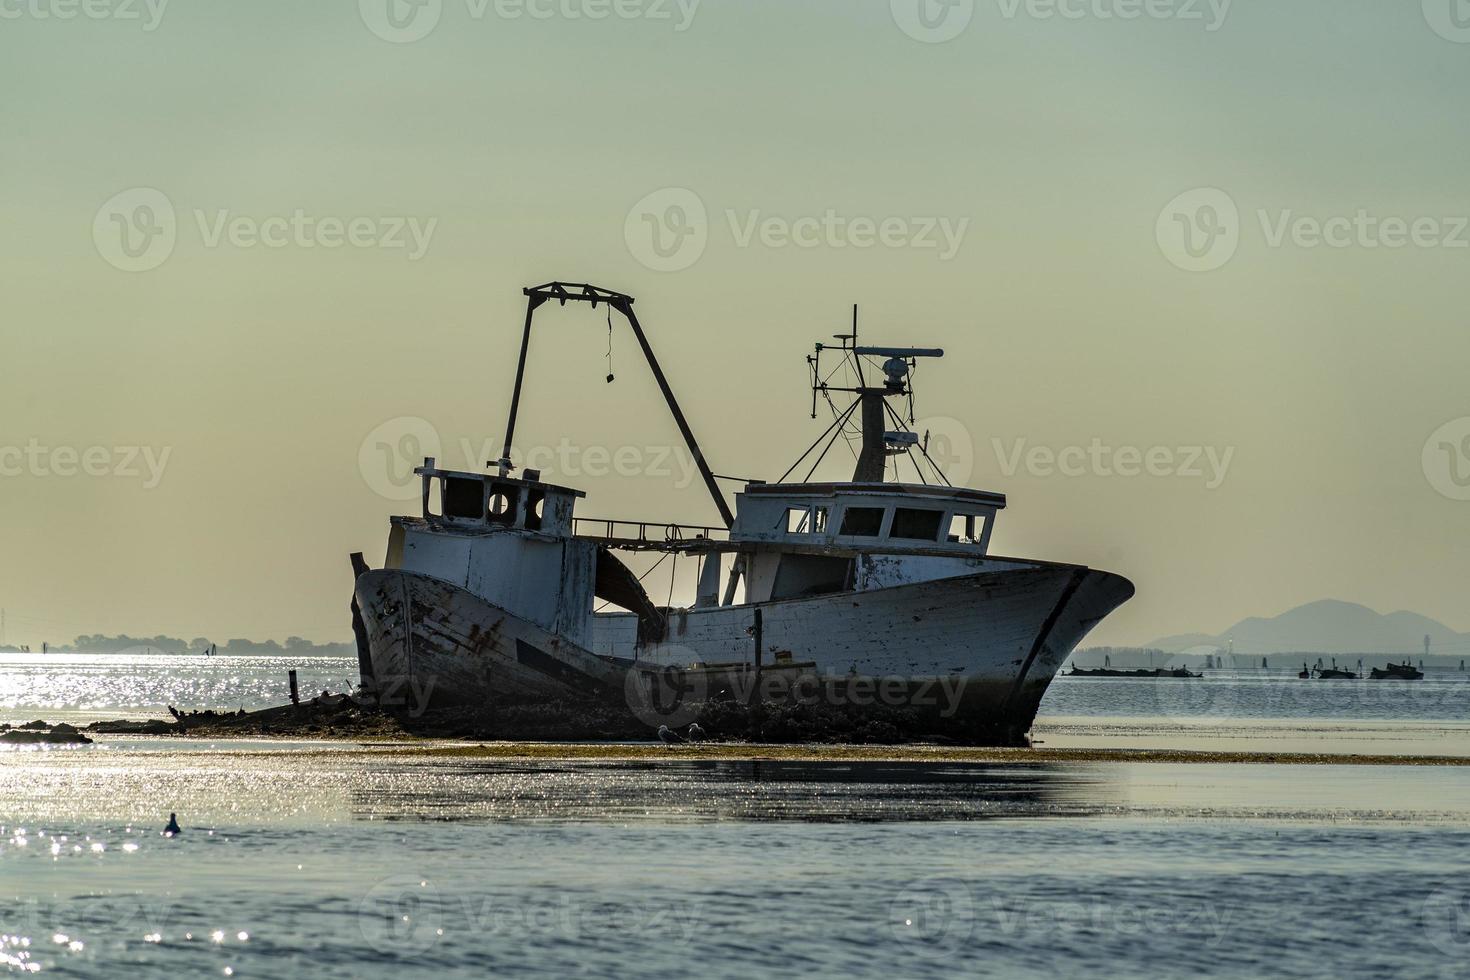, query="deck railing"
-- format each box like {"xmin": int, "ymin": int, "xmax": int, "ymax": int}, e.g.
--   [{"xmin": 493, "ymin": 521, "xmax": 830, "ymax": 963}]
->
[{"xmin": 573, "ymin": 518, "xmax": 729, "ymax": 546}]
